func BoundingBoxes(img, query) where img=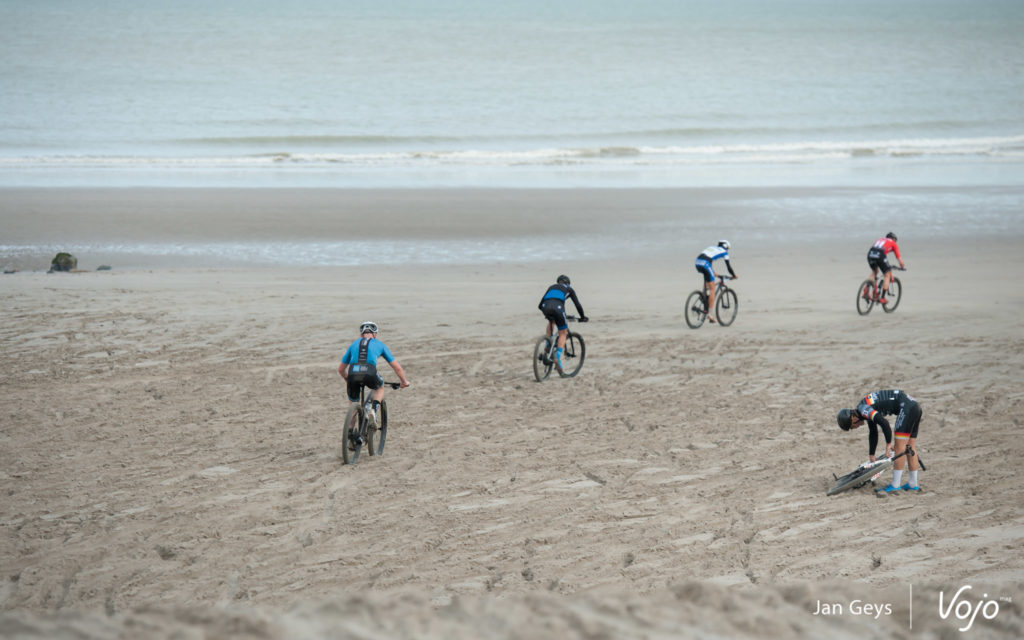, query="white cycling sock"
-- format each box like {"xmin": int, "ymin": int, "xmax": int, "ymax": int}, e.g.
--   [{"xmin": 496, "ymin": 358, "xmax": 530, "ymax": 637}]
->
[
  {"xmin": 892, "ymin": 469, "xmax": 904, "ymax": 487},
  {"xmin": 908, "ymin": 470, "xmax": 918, "ymax": 487}
]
